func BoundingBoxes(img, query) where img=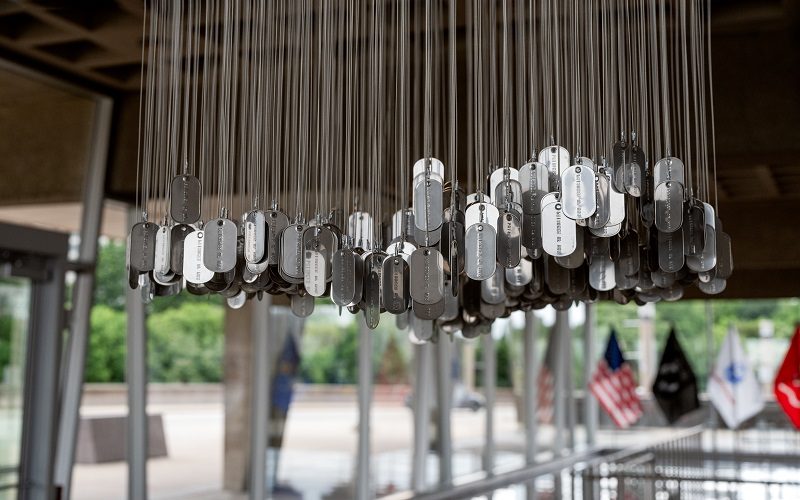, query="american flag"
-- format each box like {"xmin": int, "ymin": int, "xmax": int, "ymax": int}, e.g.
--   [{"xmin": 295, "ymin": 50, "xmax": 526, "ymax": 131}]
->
[
  {"xmin": 536, "ymin": 326, "xmax": 558, "ymax": 424},
  {"xmin": 589, "ymin": 330, "xmax": 643, "ymax": 429}
]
